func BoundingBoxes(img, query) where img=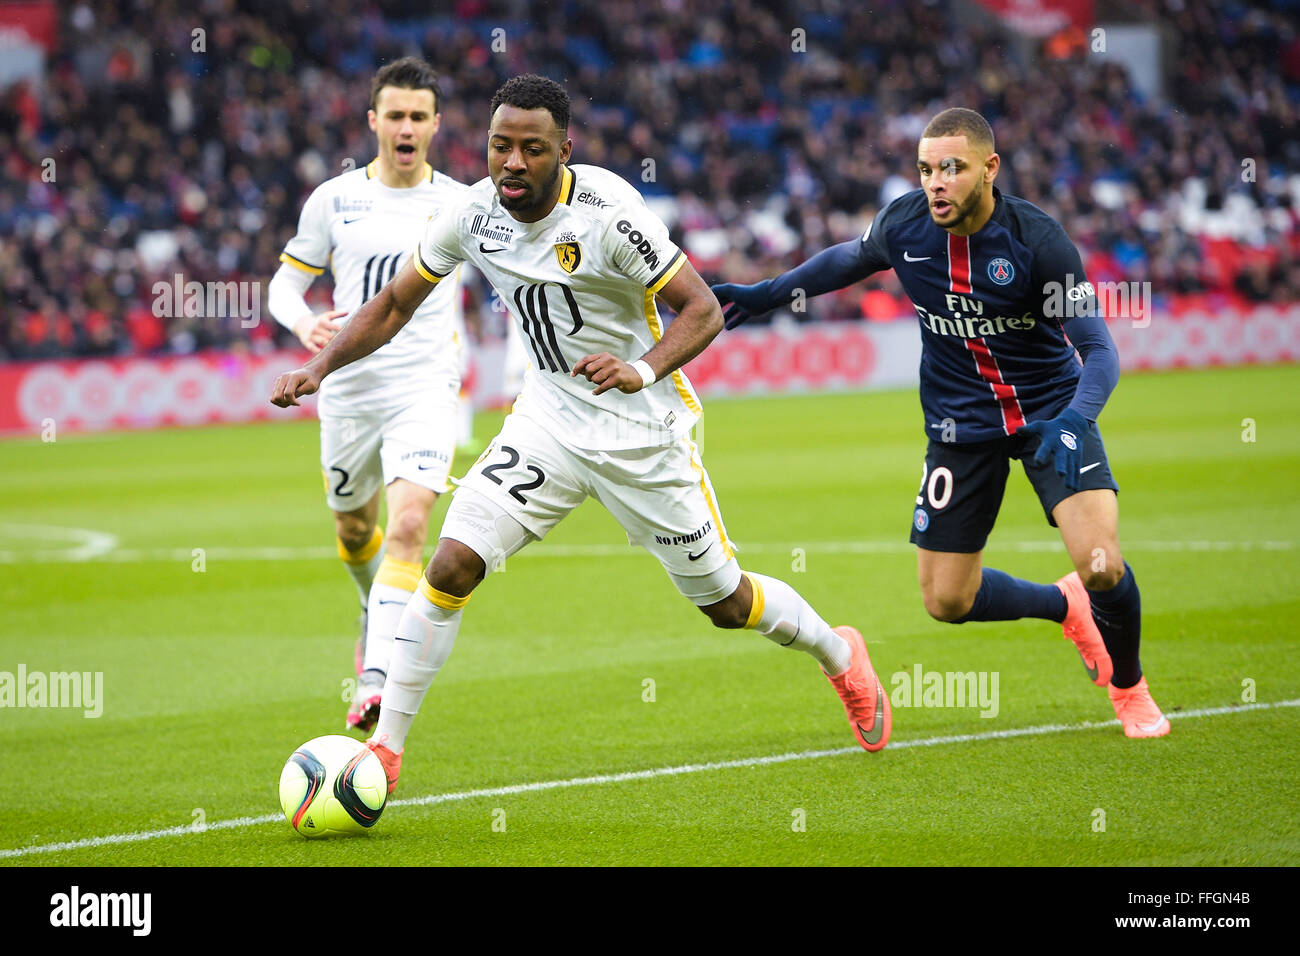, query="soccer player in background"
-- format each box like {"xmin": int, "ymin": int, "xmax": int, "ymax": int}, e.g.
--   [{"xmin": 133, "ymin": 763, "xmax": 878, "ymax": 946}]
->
[
  {"xmin": 267, "ymin": 58, "xmax": 468, "ymax": 732},
  {"xmin": 273, "ymin": 74, "xmax": 891, "ymax": 791},
  {"xmin": 713, "ymin": 108, "xmax": 1169, "ymax": 739}
]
